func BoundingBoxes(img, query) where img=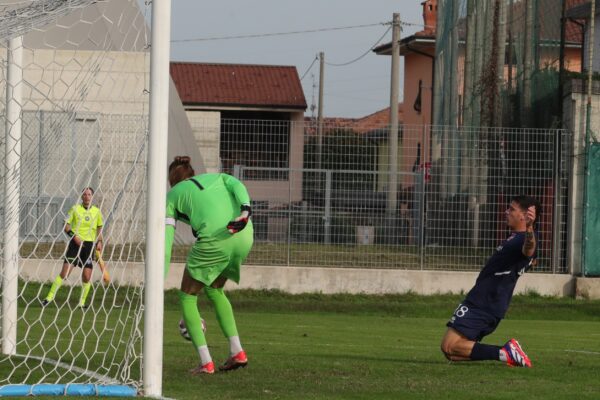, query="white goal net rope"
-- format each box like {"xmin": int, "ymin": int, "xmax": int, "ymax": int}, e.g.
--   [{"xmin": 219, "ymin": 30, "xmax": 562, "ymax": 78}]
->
[{"xmin": 0, "ymin": 0, "xmax": 150, "ymax": 392}]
